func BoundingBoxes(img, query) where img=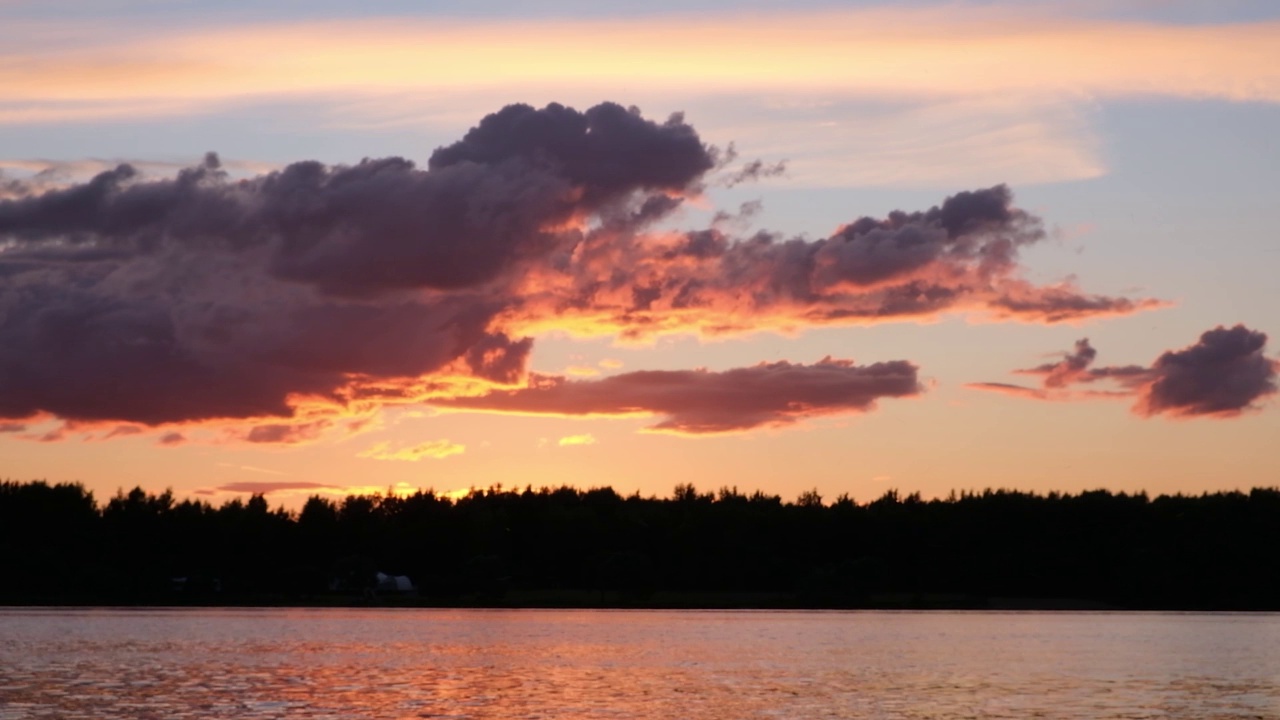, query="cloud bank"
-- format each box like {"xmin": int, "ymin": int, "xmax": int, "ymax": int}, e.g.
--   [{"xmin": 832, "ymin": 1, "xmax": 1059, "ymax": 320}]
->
[
  {"xmin": 970, "ymin": 325, "xmax": 1279, "ymax": 418},
  {"xmin": 0, "ymin": 101, "xmax": 1158, "ymax": 436},
  {"xmin": 438, "ymin": 358, "xmax": 922, "ymax": 435}
]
